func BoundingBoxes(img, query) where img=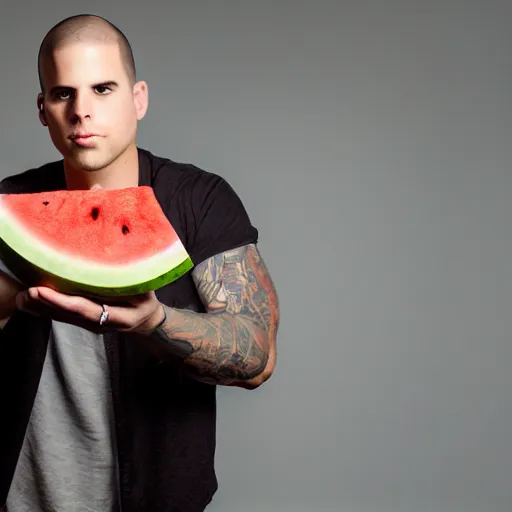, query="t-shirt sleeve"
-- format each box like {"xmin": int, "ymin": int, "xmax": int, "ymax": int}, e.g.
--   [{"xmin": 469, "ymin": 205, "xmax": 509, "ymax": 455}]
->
[{"xmin": 186, "ymin": 173, "xmax": 259, "ymax": 265}]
